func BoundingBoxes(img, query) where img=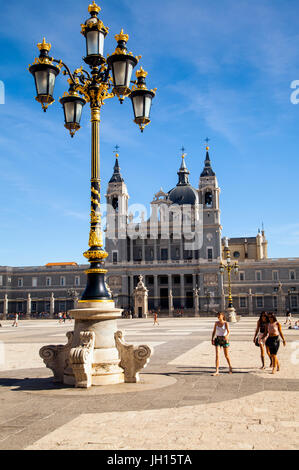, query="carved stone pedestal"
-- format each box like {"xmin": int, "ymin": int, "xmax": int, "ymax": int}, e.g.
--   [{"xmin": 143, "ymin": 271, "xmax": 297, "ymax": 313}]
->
[
  {"xmin": 66, "ymin": 300, "xmax": 125, "ymax": 386},
  {"xmin": 225, "ymin": 307, "xmax": 237, "ymax": 323},
  {"xmin": 40, "ymin": 300, "xmax": 153, "ymax": 388}
]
